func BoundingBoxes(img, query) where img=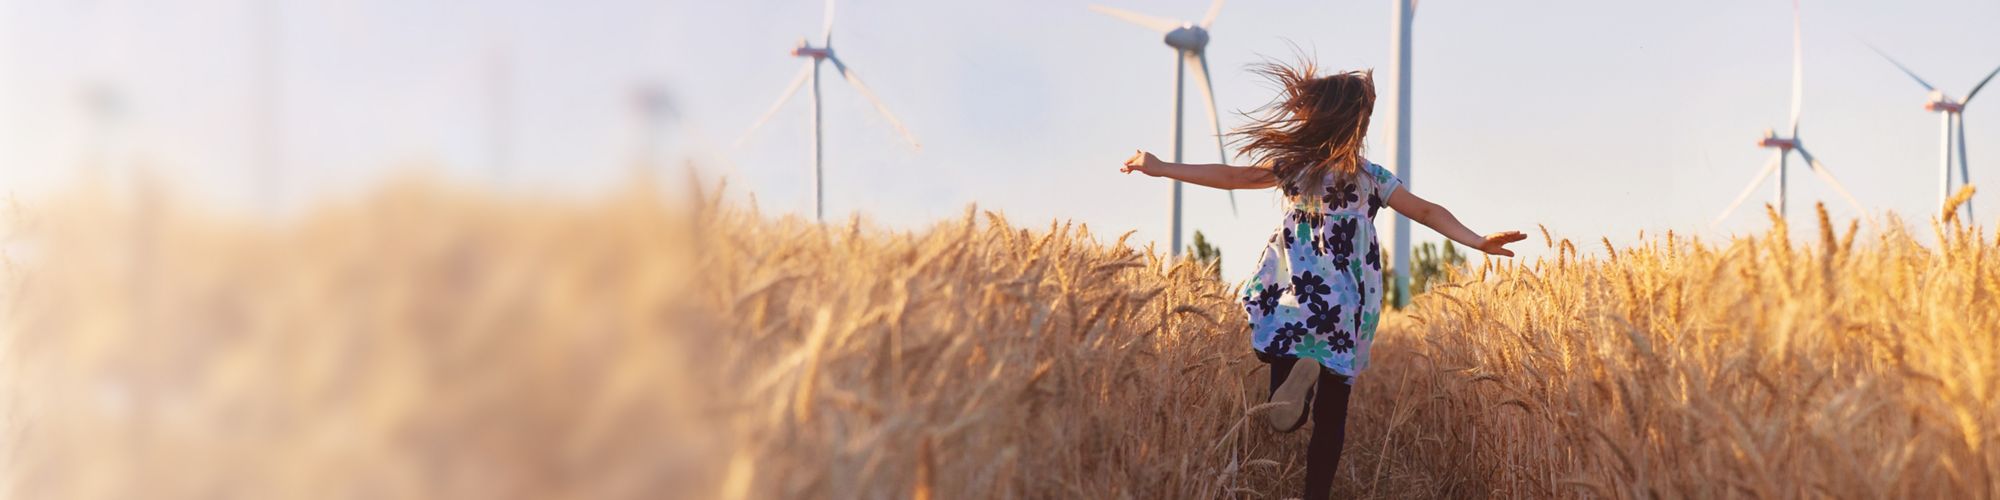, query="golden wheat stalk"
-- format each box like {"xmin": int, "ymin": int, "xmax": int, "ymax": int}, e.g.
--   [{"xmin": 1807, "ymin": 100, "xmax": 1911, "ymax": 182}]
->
[{"xmin": 1942, "ymin": 184, "xmax": 1976, "ymax": 225}]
